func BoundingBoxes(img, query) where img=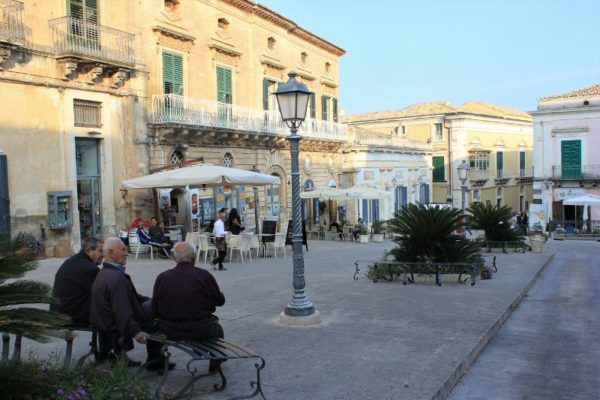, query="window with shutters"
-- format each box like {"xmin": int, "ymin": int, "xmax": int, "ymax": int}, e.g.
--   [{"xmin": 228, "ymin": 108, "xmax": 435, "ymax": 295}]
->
[
  {"xmin": 216, "ymin": 66, "xmax": 232, "ymax": 104},
  {"xmin": 162, "ymin": 51, "xmax": 183, "ymax": 95},
  {"xmin": 519, "ymin": 151, "xmax": 526, "ymax": 177},
  {"xmin": 68, "ymin": 0, "xmax": 99, "ymax": 47},
  {"xmin": 496, "ymin": 151, "xmax": 504, "ymax": 178},
  {"xmin": 434, "ymin": 123, "xmax": 443, "ymax": 141},
  {"xmin": 321, "ymin": 95, "xmax": 330, "ymax": 121},
  {"xmin": 561, "ymin": 140, "xmax": 581, "ymax": 179},
  {"xmin": 73, "ymin": 99, "xmax": 102, "ymax": 127},
  {"xmin": 262, "ymin": 78, "xmax": 277, "ymax": 111},
  {"xmin": 432, "ymin": 156, "xmax": 445, "ymax": 182},
  {"xmin": 394, "ymin": 186, "xmax": 408, "ymax": 213},
  {"xmin": 309, "ymin": 93, "xmax": 316, "ymax": 118},
  {"xmin": 332, "ymin": 98, "xmax": 338, "ymax": 122}
]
